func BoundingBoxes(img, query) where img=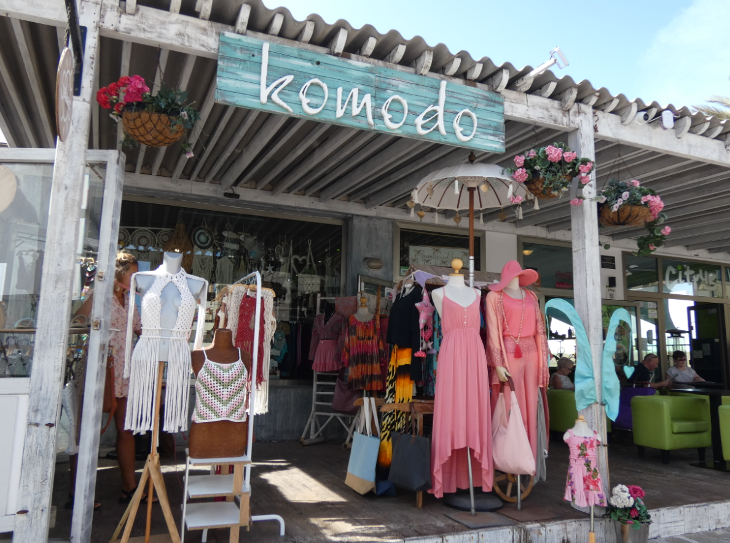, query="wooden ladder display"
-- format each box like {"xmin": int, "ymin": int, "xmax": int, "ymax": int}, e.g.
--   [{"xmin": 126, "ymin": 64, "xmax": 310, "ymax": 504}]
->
[
  {"xmin": 110, "ymin": 271, "xmax": 284, "ymax": 542},
  {"xmin": 110, "ymin": 361, "xmax": 181, "ymax": 543},
  {"xmin": 300, "ymin": 371, "xmax": 358, "ymax": 448}
]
